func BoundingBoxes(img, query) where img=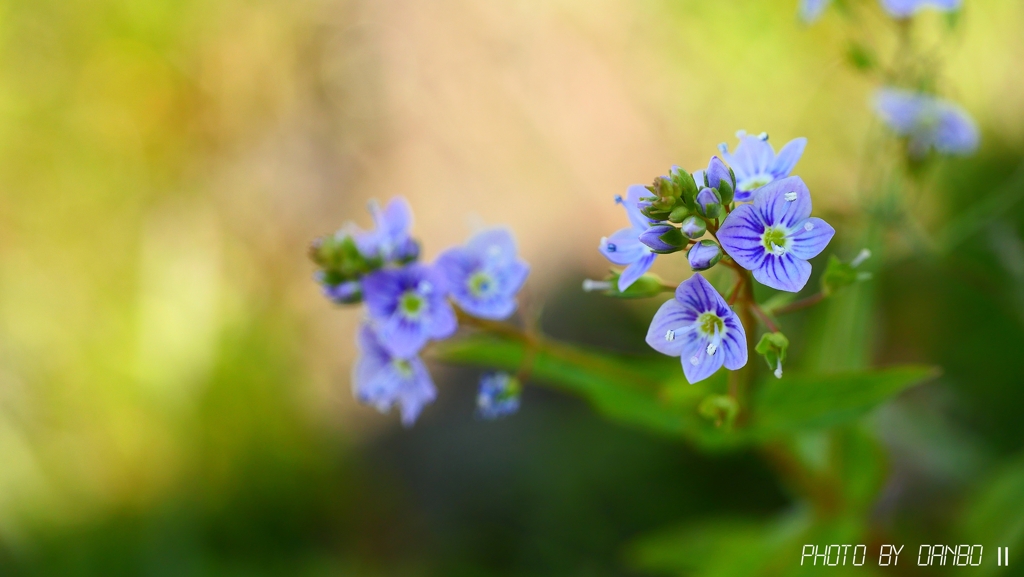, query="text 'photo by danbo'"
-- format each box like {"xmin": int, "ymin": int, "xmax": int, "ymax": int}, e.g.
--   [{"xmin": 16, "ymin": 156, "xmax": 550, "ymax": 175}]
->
[{"xmin": 0, "ymin": 0, "xmax": 1022, "ymax": 575}]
